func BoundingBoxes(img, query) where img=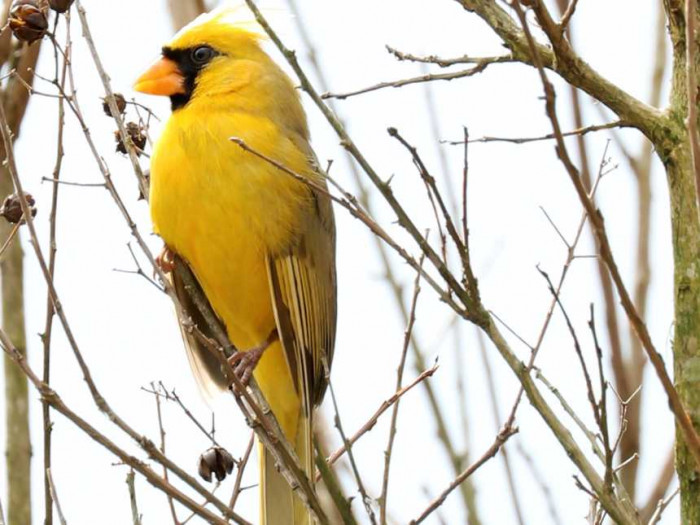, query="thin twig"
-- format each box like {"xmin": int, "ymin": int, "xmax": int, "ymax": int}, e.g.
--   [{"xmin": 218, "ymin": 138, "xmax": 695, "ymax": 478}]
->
[
  {"xmin": 386, "ymin": 46, "xmax": 514, "ymax": 68},
  {"xmin": 46, "ymin": 469, "xmax": 67, "ymax": 525},
  {"xmin": 323, "ymin": 365, "xmax": 438, "ymax": 472},
  {"xmin": 0, "ymin": 221, "xmax": 20, "ymax": 260},
  {"xmin": 126, "ymin": 470, "xmax": 143, "ymax": 525},
  {"xmin": 322, "ymin": 60, "xmax": 507, "ymax": 100},
  {"xmin": 409, "ymin": 425, "xmax": 518, "ymax": 524},
  {"xmin": 151, "ymin": 382, "xmax": 179, "ymax": 525},
  {"xmin": 325, "ymin": 362, "xmax": 377, "ymax": 524},
  {"xmin": 41, "ymin": 20, "xmax": 69, "ymax": 525},
  {"xmin": 639, "ymin": 449, "xmax": 676, "ymax": 522},
  {"xmin": 229, "ymin": 432, "xmax": 255, "ymax": 510},
  {"xmin": 647, "ymin": 487, "xmax": 679, "ymax": 525},
  {"xmin": 379, "ymin": 257, "xmax": 423, "ymax": 524},
  {"xmin": 444, "ymin": 121, "xmax": 629, "ymax": 145},
  {"xmin": 476, "ymin": 331, "xmax": 526, "ymax": 525}
]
